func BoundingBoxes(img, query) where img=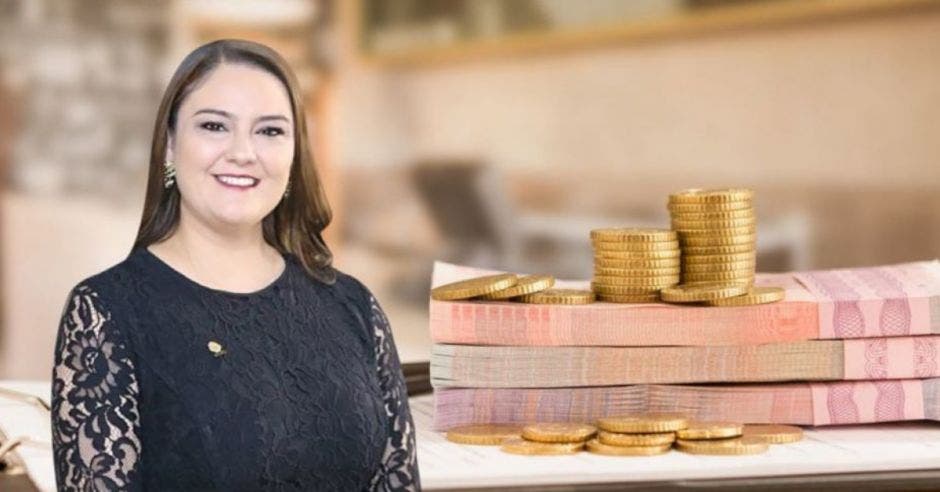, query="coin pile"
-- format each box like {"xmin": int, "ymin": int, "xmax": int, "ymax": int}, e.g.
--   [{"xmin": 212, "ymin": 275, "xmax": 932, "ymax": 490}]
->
[
  {"xmin": 445, "ymin": 417, "xmax": 804, "ymax": 458},
  {"xmin": 431, "ymin": 273, "xmax": 590, "ymax": 303},
  {"xmin": 590, "ymin": 228, "xmax": 681, "ymax": 303},
  {"xmin": 502, "ymin": 423, "xmax": 596, "ymax": 455},
  {"xmin": 668, "ymin": 188, "xmax": 757, "ymax": 286}
]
